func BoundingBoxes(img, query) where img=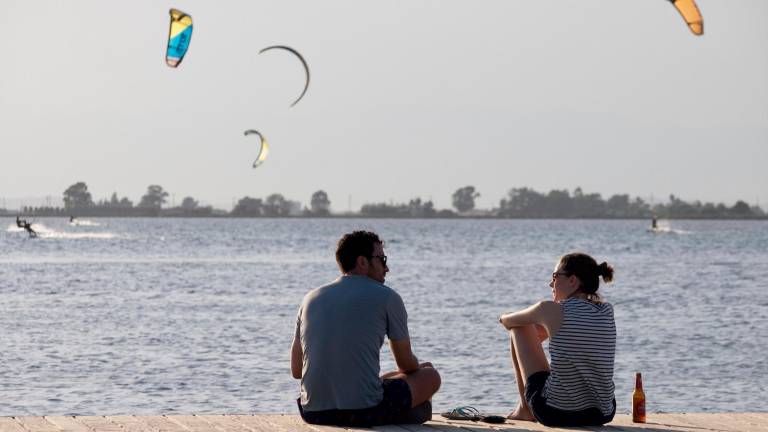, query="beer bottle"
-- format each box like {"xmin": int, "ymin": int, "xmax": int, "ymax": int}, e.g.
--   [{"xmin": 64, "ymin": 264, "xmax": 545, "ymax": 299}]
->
[{"xmin": 632, "ymin": 372, "xmax": 646, "ymax": 423}]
